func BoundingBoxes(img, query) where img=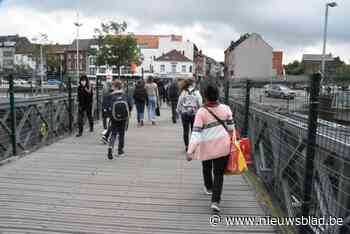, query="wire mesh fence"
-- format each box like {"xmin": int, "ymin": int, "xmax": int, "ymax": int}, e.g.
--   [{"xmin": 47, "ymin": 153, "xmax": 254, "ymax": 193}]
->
[
  {"xmin": 225, "ymin": 75, "xmax": 350, "ymax": 234},
  {"xmin": 0, "ymin": 73, "xmax": 103, "ymax": 161}
]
